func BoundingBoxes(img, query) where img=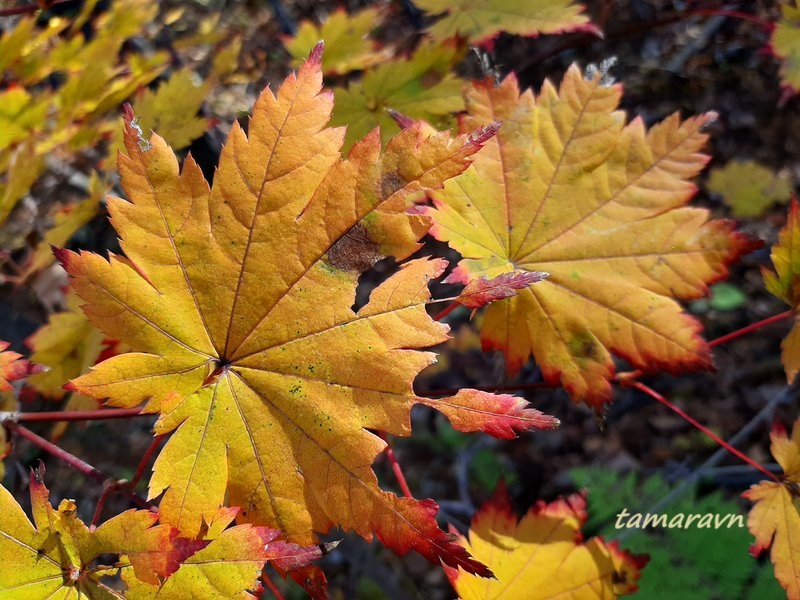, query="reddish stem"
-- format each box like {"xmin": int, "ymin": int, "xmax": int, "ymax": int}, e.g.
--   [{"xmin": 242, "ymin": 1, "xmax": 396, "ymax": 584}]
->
[
  {"xmin": 0, "ymin": 0, "xmax": 75, "ymax": 17},
  {"xmin": 709, "ymin": 310, "xmax": 794, "ymax": 348},
  {"xmin": 261, "ymin": 571, "xmax": 286, "ymax": 600},
  {"xmin": 629, "ymin": 381, "xmax": 781, "ymax": 483},
  {"xmin": 91, "ymin": 436, "xmax": 163, "ymax": 525},
  {"xmin": 14, "ymin": 407, "xmax": 145, "ymax": 423},
  {"xmin": 91, "ymin": 479, "xmax": 121, "ymax": 526},
  {"xmin": 378, "ymin": 432, "xmax": 414, "ymax": 499},
  {"xmin": 434, "ymin": 301, "xmax": 460, "ymax": 321},
  {"xmin": 6, "ymin": 420, "xmax": 106, "ymax": 482},
  {"xmin": 130, "ymin": 434, "xmax": 164, "ymax": 490},
  {"xmin": 4, "ymin": 420, "xmax": 152, "ymax": 507}
]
